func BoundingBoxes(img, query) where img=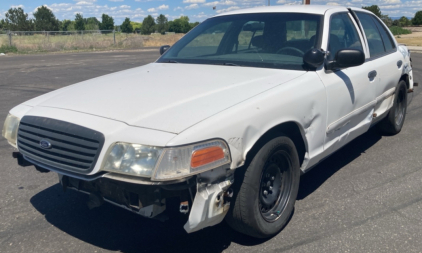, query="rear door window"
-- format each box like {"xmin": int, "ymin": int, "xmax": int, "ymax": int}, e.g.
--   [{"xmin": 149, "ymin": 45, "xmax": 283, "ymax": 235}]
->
[
  {"xmin": 371, "ymin": 16, "xmax": 396, "ymax": 53},
  {"xmin": 355, "ymin": 12, "xmax": 387, "ymax": 58}
]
